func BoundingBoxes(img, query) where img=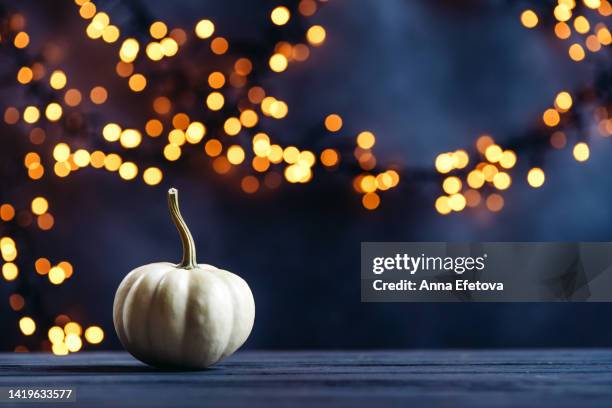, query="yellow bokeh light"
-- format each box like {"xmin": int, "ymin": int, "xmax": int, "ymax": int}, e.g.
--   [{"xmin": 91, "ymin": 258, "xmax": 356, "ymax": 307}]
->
[
  {"xmin": 90, "ymin": 151, "xmax": 106, "ymax": 168},
  {"xmin": 186, "ymin": 122, "xmax": 206, "ymax": 143},
  {"xmin": 19, "ymin": 317, "xmax": 36, "ymax": 336},
  {"xmin": 448, "ymin": 194, "xmax": 466, "ymax": 212},
  {"xmin": 527, "ymin": 167, "xmax": 545, "ymax": 188},
  {"xmin": 224, "ymin": 117, "xmax": 242, "ymax": 136},
  {"xmin": 85, "ymin": 326, "xmax": 104, "ymax": 344},
  {"xmin": 195, "ymin": 19, "xmax": 215, "ymax": 39},
  {"xmin": 23, "ymin": 106, "xmax": 40, "ymax": 124},
  {"xmin": 52, "ymin": 342, "xmax": 69, "ymax": 356},
  {"xmin": 48, "ymin": 267, "xmax": 66, "ymax": 285},
  {"xmin": 119, "ymin": 38, "xmax": 140, "ymax": 63},
  {"xmin": 271, "ymin": 6, "xmax": 291, "ymax": 25},
  {"xmin": 146, "ymin": 42, "xmax": 164, "ymax": 61},
  {"xmin": 120, "ymin": 129, "xmax": 142, "ymax": 148},
  {"xmin": 53, "ymin": 143, "xmax": 71, "ymax": 162},
  {"xmin": 554, "ymin": 4, "xmax": 572, "ymax": 21},
  {"xmin": 573, "ymin": 15, "xmax": 590, "ymax": 34},
  {"xmin": 499, "ymin": 150, "xmax": 517, "ymax": 169},
  {"xmin": 48, "ymin": 326, "xmax": 65, "ymax": 344},
  {"xmin": 269, "ymin": 53, "xmax": 288, "ymax": 72},
  {"xmin": 104, "ymin": 153, "xmax": 122, "ymax": 171},
  {"xmin": 103, "ymin": 123, "xmax": 122, "ymax": 142},
  {"xmin": 584, "ymin": 0, "xmax": 601, "ymax": 8},
  {"xmin": 31, "ymin": 197, "xmax": 48, "ymax": 215},
  {"xmin": 573, "ymin": 142, "xmax": 590, "ymax": 162},
  {"xmin": 543, "ymin": 108, "xmax": 561, "ymax": 127},
  {"xmin": 161, "ymin": 38, "xmax": 178, "ymax": 57},
  {"xmin": 150, "ymin": 21, "xmax": 168, "ymax": 39},
  {"xmin": 283, "ymin": 146, "xmax": 300, "ymax": 164},
  {"xmin": 143, "ymin": 167, "xmax": 163, "ymax": 185},
  {"xmin": 435, "ymin": 153, "xmax": 454, "ymax": 174},
  {"xmin": 568, "ymin": 43, "xmax": 585, "ymax": 61},
  {"xmin": 2, "ymin": 263, "xmax": 18, "ymax": 281},
  {"xmin": 492, "ymin": 172, "xmax": 511, "ymax": 190},
  {"xmin": 240, "ymin": 109, "xmax": 258, "ymax": 128},
  {"xmin": 442, "ymin": 176, "xmax": 462, "ymax": 195},
  {"xmin": 555, "ymin": 91, "xmax": 573, "ymax": 111},
  {"xmin": 119, "ymin": 162, "xmax": 138, "ymax": 180},
  {"xmin": 484, "ymin": 144, "xmax": 503, "ymax": 163},
  {"xmin": 435, "ymin": 196, "xmax": 451, "ymax": 215},
  {"xmin": 14, "ymin": 31, "xmax": 30, "ymax": 48},
  {"xmin": 306, "ymin": 25, "xmax": 326, "ymax": 46},
  {"xmin": 65, "ymin": 322, "xmax": 82, "ymax": 336},
  {"xmin": 227, "ymin": 145, "xmax": 245, "ymax": 164},
  {"xmin": 65, "ymin": 333, "xmax": 83, "ymax": 352},
  {"xmin": 520, "ymin": 10, "xmax": 538, "ymax": 28},
  {"xmin": 206, "ymin": 92, "xmax": 225, "ymax": 111},
  {"xmin": 45, "ymin": 102, "xmax": 63, "ymax": 122},
  {"xmin": 163, "ymin": 144, "xmax": 182, "ymax": 161},
  {"xmin": 102, "ymin": 25, "xmax": 120, "ymax": 43},
  {"xmin": 17, "ymin": 66, "xmax": 33, "ymax": 84}
]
